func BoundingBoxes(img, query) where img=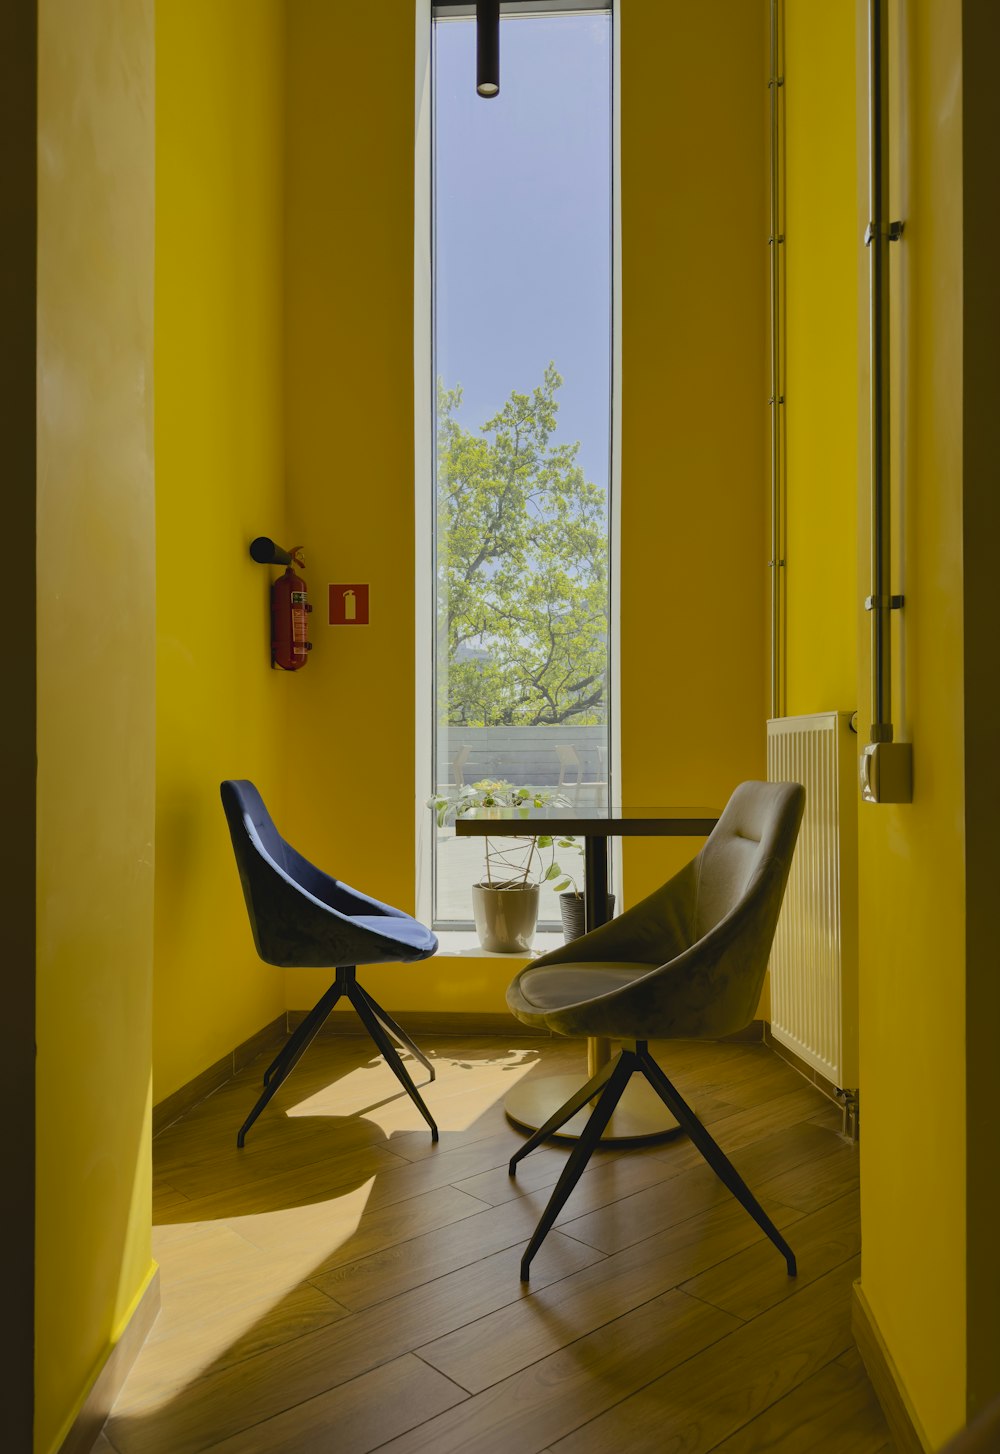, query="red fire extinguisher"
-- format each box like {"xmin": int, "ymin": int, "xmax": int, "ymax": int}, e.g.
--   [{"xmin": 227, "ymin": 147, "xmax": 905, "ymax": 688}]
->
[{"xmin": 271, "ymin": 547, "xmax": 312, "ymax": 671}]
